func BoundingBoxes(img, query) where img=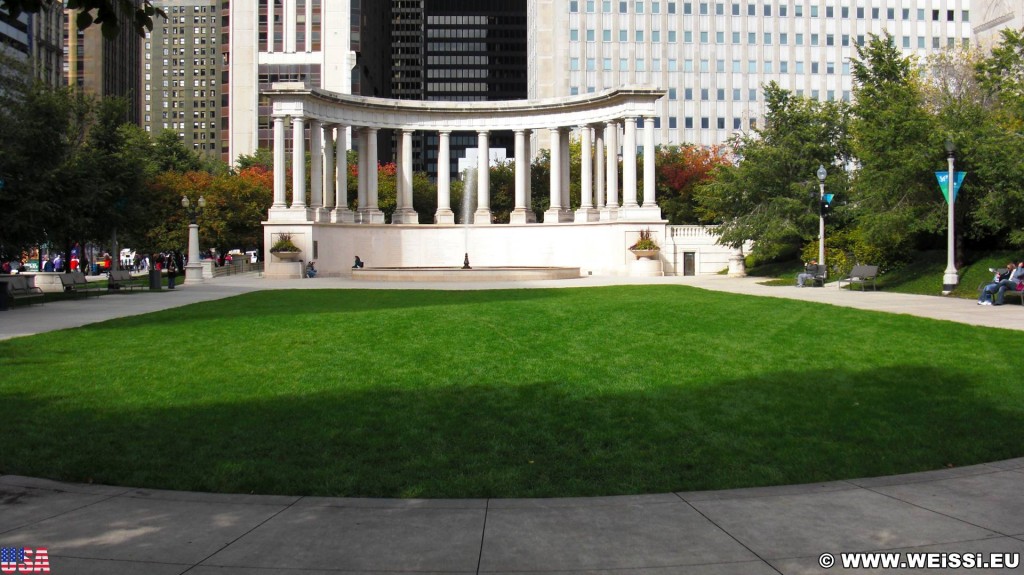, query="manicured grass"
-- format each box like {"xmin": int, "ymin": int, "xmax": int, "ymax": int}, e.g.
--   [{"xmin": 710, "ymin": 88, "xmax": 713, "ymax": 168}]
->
[{"xmin": 2, "ymin": 286, "xmax": 1023, "ymax": 498}]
